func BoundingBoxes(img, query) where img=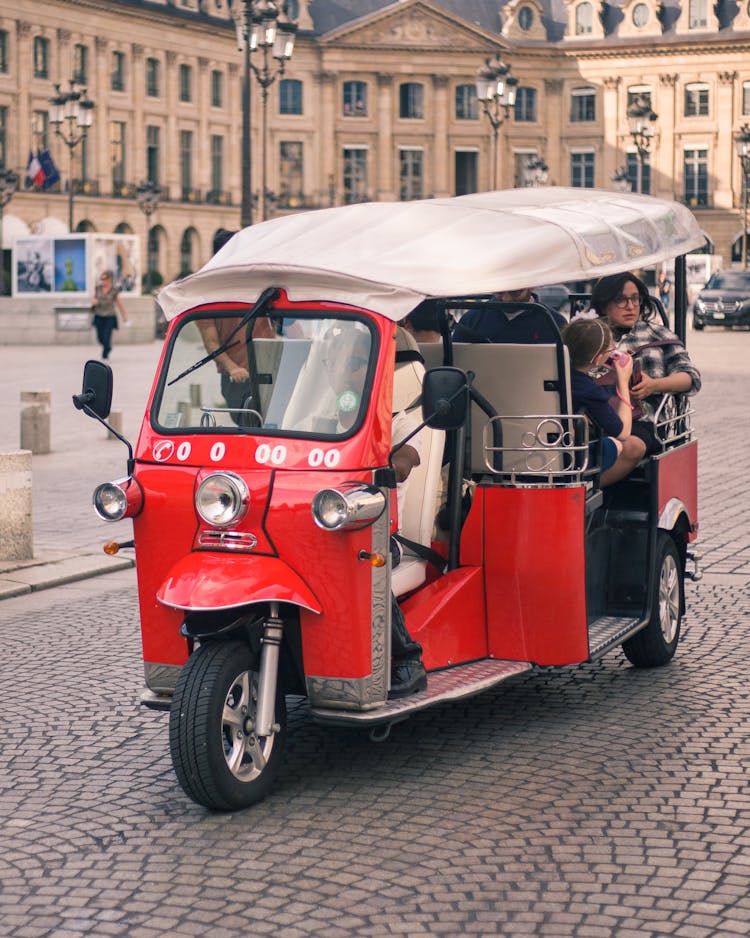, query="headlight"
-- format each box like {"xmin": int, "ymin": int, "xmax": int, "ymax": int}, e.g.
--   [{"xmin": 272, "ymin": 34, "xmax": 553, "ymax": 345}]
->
[
  {"xmin": 694, "ymin": 298, "xmax": 705, "ymax": 312},
  {"xmin": 196, "ymin": 472, "xmax": 249, "ymax": 528},
  {"xmin": 93, "ymin": 482, "xmax": 128, "ymax": 521},
  {"xmin": 311, "ymin": 483, "xmax": 386, "ymax": 531}
]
